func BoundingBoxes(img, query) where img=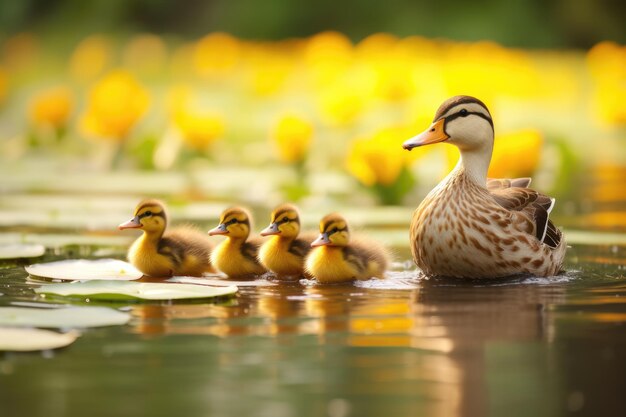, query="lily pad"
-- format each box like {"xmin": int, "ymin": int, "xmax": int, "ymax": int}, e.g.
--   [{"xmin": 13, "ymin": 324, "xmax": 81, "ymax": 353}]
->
[
  {"xmin": 0, "ymin": 306, "xmax": 130, "ymax": 328},
  {"xmin": 0, "ymin": 243, "xmax": 45, "ymax": 259},
  {"xmin": 0, "ymin": 327, "xmax": 78, "ymax": 351},
  {"xmin": 25, "ymin": 259, "xmax": 143, "ymax": 281},
  {"xmin": 35, "ymin": 280, "xmax": 237, "ymax": 301}
]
